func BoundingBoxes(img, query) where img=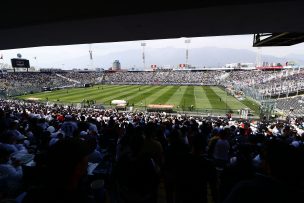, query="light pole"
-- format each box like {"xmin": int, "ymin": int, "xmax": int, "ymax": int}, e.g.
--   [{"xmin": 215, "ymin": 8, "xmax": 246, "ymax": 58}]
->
[
  {"xmin": 185, "ymin": 39, "xmax": 191, "ymax": 68},
  {"xmin": 141, "ymin": 42, "xmax": 146, "ymax": 70},
  {"xmin": 256, "ymin": 47, "xmax": 261, "ymax": 67},
  {"xmin": 33, "ymin": 56, "xmax": 37, "ymax": 70},
  {"xmin": 89, "ymin": 44, "xmax": 94, "ymax": 70}
]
